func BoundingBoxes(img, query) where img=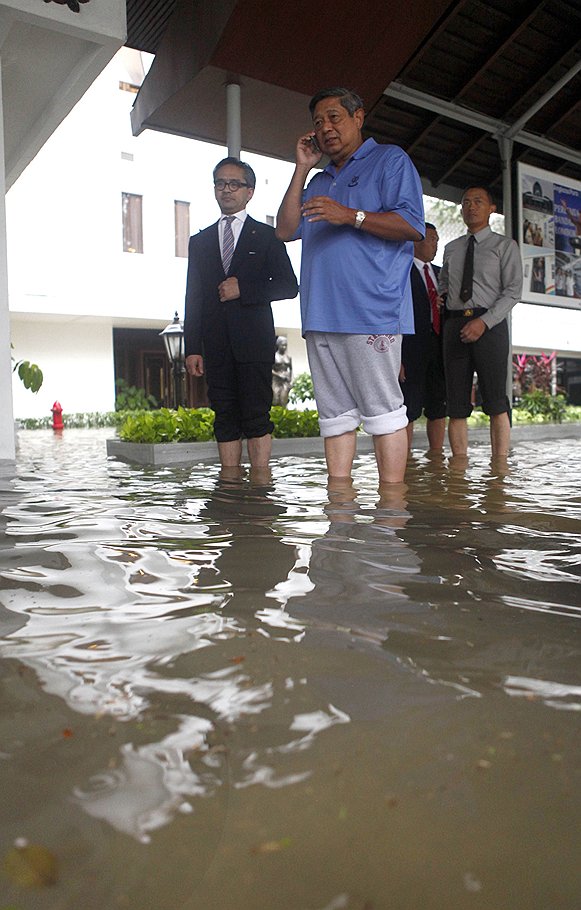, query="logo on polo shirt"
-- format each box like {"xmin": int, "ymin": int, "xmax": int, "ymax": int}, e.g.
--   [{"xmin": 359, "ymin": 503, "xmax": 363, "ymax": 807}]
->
[
  {"xmin": 348, "ymin": 176, "xmax": 359, "ymax": 187},
  {"xmin": 367, "ymin": 334, "xmax": 395, "ymax": 352}
]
